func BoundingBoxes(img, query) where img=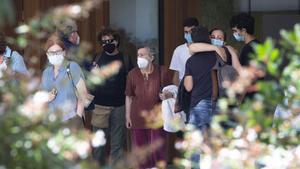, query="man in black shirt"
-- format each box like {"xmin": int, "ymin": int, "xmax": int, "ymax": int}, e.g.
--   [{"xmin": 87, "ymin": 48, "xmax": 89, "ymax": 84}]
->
[
  {"xmin": 184, "ymin": 26, "xmax": 217, "ymax": 169},
  {"xmin": 89, "ymin": 28, "xmax": 131, "ymax": 167},
  {"xmin": 230, "ymin": 13, "xmax": 259, "ymax": 66}
]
